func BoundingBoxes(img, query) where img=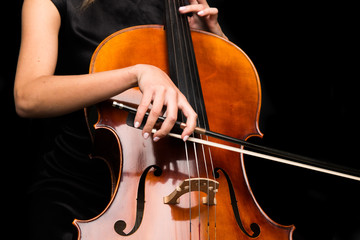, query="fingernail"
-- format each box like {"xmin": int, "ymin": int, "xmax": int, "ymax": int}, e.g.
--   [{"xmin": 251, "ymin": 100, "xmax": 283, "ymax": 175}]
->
[
  {"xmin": 153, "ymin": 136, "xmax": 160, "ymax": 142},
  {"xmin": 179, "ymin": 6, "xmax": 186, "ymax": 11},
  {"xmin": 197, "ymin": 10, "xmax": 204, "ymax": 16},
  {"xmin": 143, "ymin": 132, "xmax": 149, "ymax": 139},
  {"xmin": 183, "ymin": 135, "xmax": 189, "ymax": 142},
  {"xmin": 134, "ymin": 121, "xmax": 140, "ymax": 128}
]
